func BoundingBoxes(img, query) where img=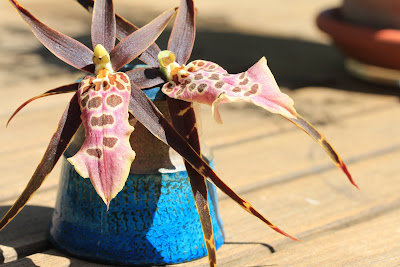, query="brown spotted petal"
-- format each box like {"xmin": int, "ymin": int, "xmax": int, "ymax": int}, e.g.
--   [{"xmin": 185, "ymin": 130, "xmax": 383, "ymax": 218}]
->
[
  {"xmin": 167, "ymin": 98, "xmax": 217, "ymax": 266},
  {"xmin": 162, "ymin": 57, "xmax": 357, "ymax": 188},
  {"xmin": 162, "ymin": 58, "xmax": 296, "ymax": 123},
  {"xmin": 287, "ymin": 115, "xmax": 358, "ymax": 188},
  {"xmin": 68, "ymin": 73, "xmax": 135, "ymax": 208}
]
